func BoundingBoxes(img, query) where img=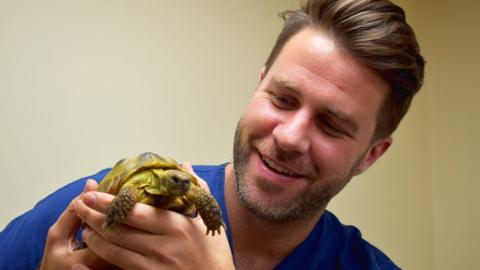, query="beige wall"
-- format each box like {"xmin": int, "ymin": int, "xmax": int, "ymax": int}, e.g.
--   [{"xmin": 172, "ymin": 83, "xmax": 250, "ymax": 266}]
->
[
  {"xmin": 1, "ymin": 1, "xmax": 478, "ymax": 269},
  {"xmin": 424, "ymin": 1, "xmax": 480, "ymax": 269}
]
